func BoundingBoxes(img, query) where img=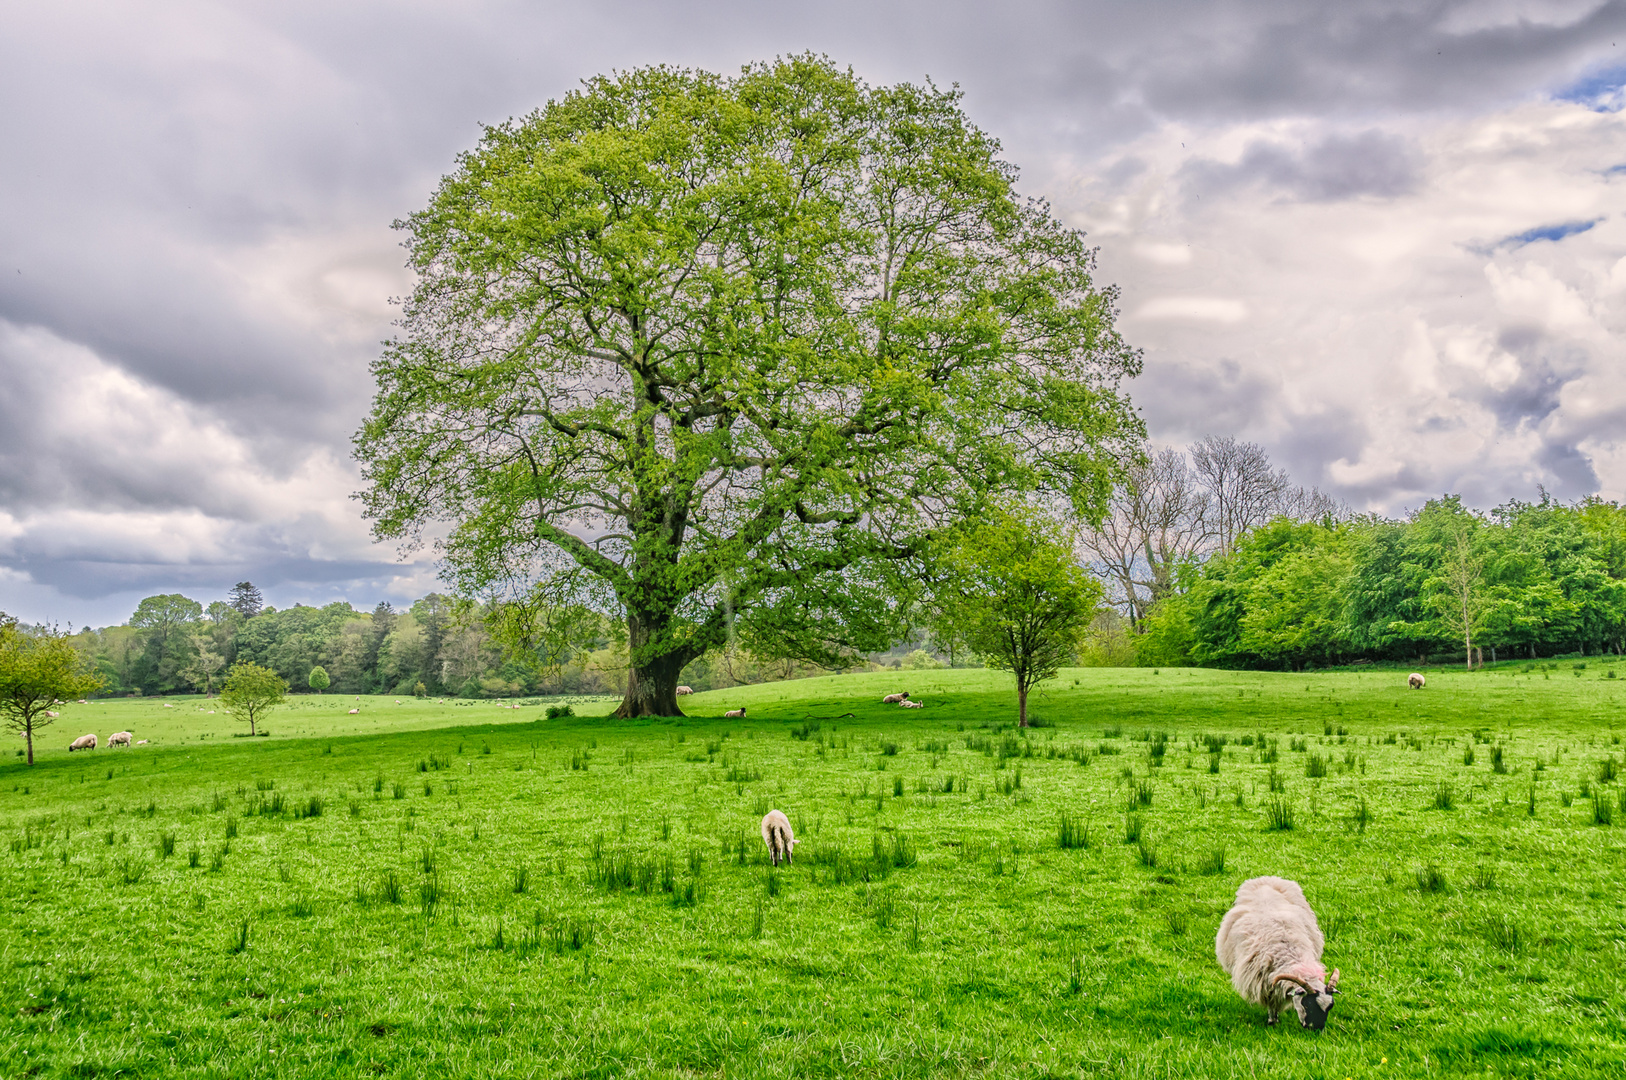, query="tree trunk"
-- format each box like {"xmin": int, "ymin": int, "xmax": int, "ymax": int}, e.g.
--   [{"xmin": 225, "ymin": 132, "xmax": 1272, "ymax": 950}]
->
[
  {"xmin": 25, "ymin": 724, "xmax": 33, "ymax": 766},
  {"xmin": 1017, "ymin": 680, "xmax": 1029, "ymax": 728},
  {"xmin": 613, "ymin": 613, "xmax": 691, "ymax": 718}
]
